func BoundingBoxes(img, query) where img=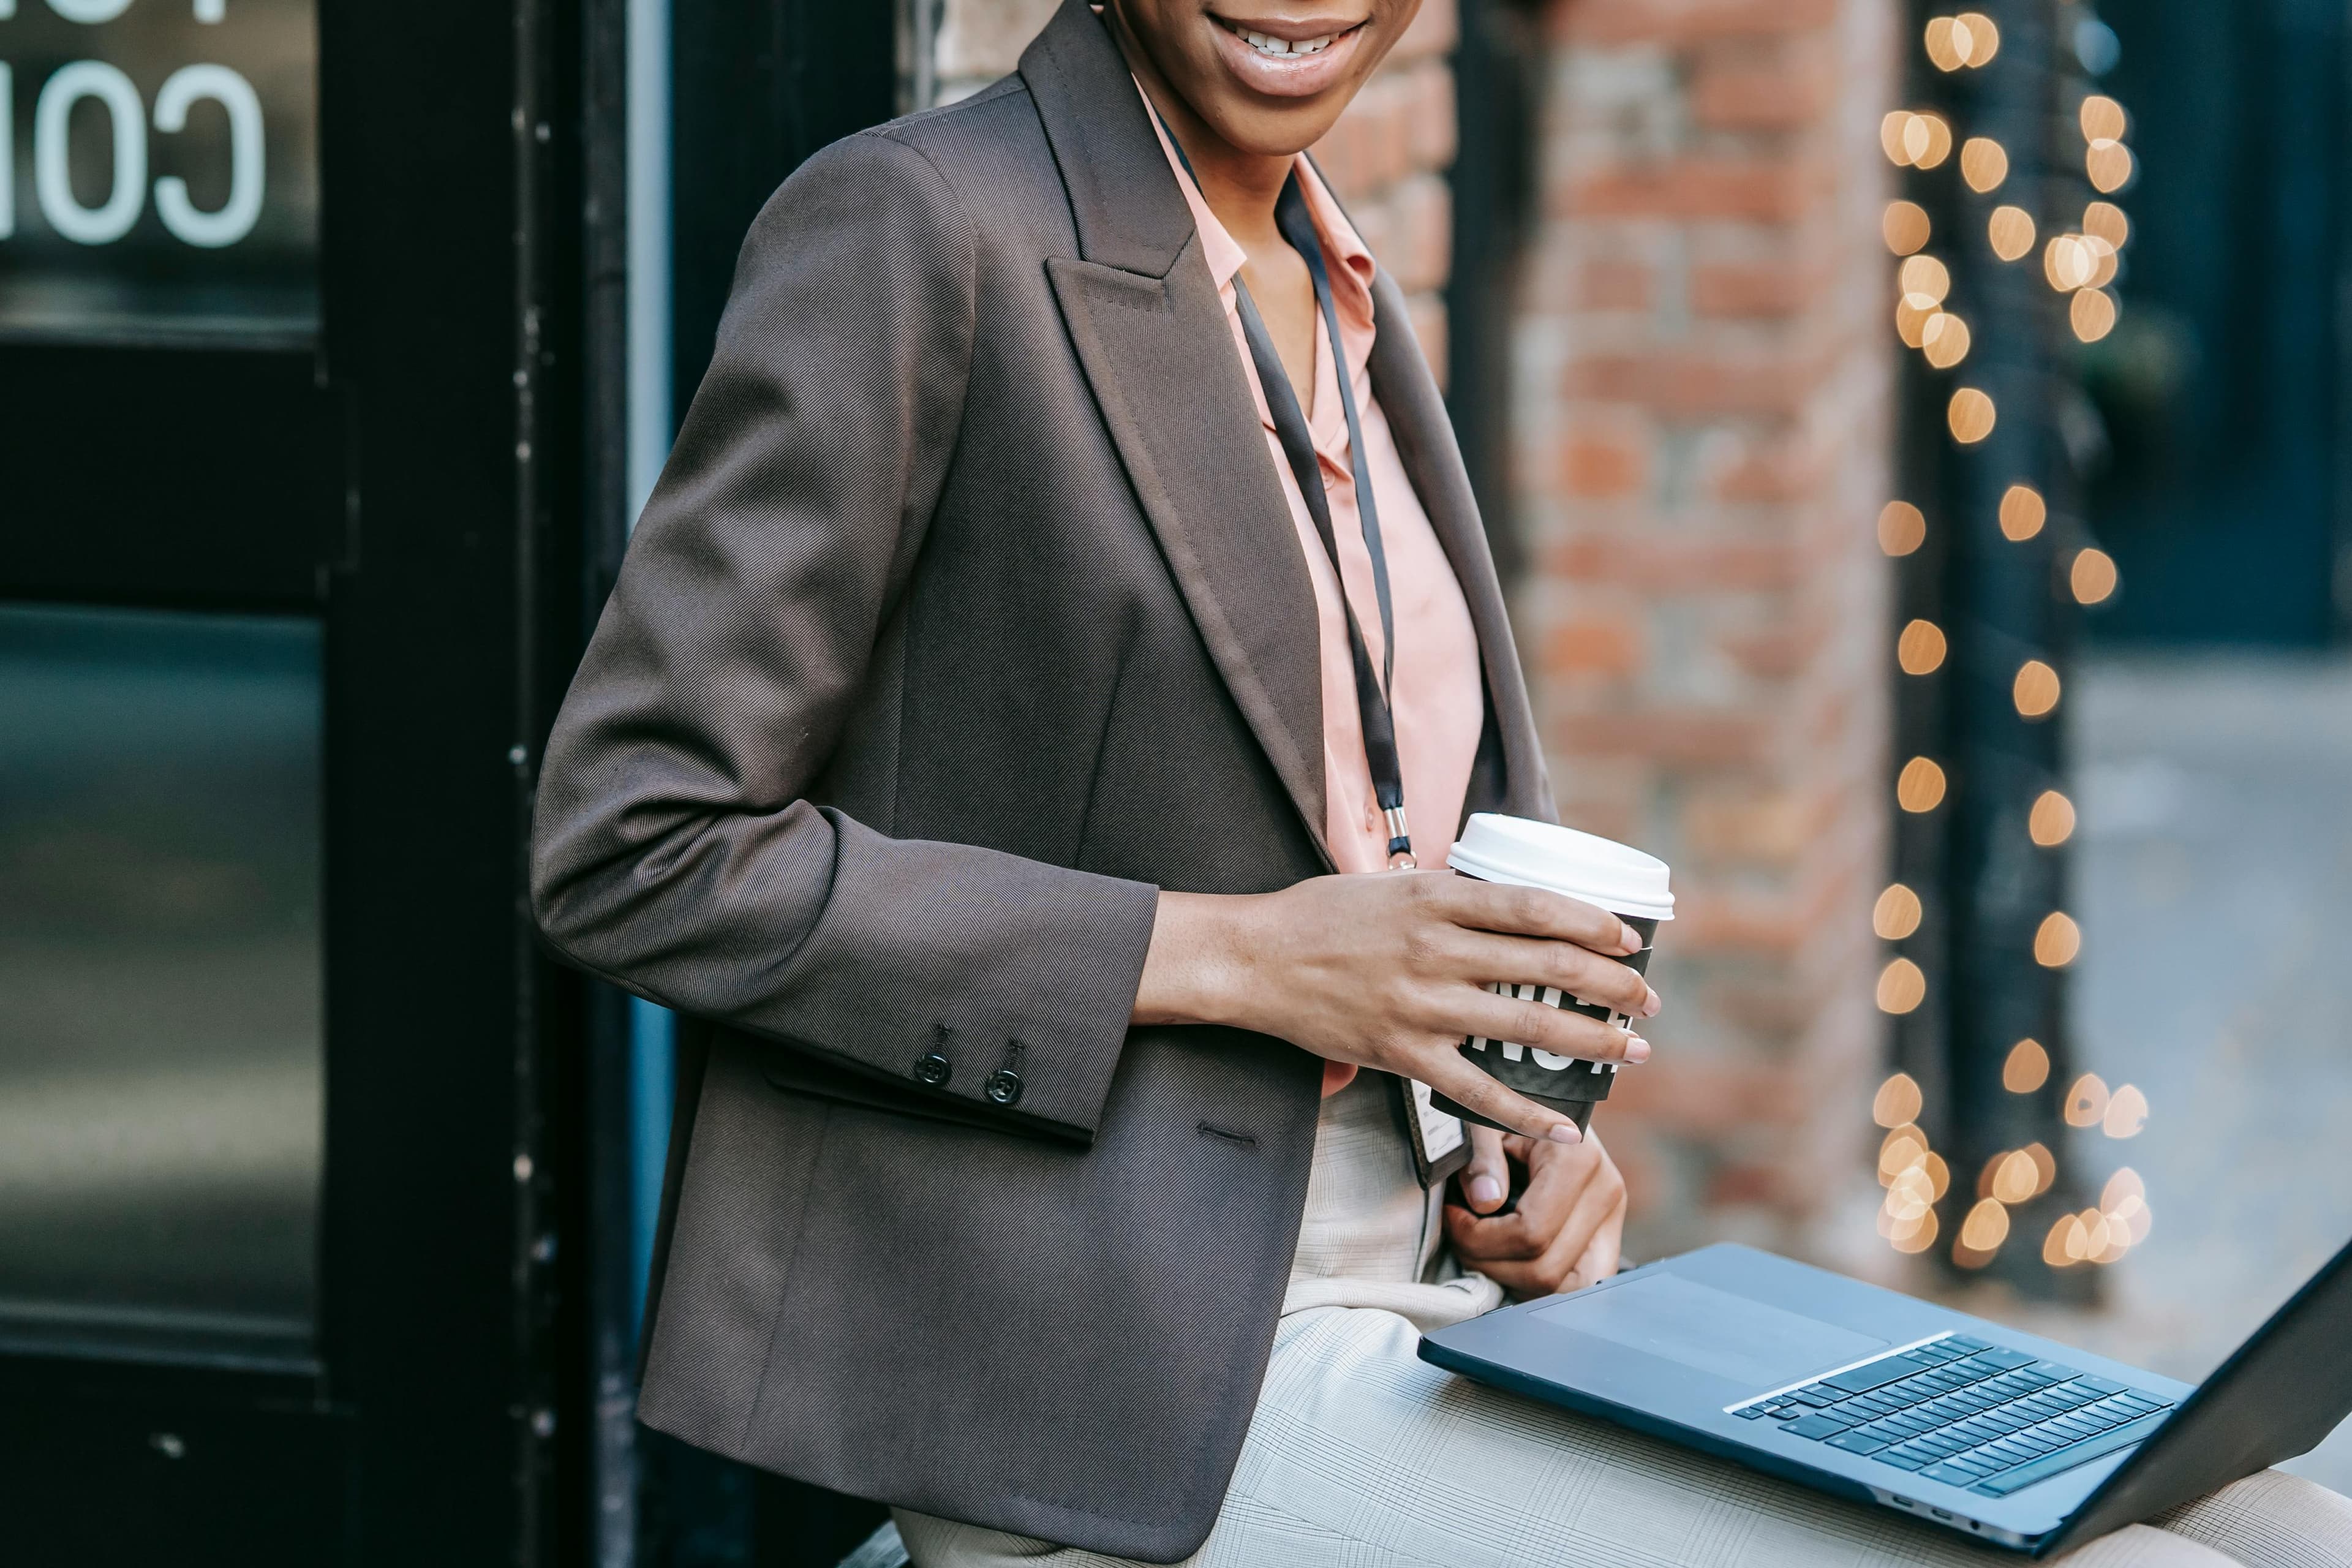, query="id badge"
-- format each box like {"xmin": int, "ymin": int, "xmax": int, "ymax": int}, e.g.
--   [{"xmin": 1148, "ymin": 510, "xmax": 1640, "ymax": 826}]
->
[{"xmin": 1392, "ymin": 1074, "xmax": 1469, "ymax": 1189}]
